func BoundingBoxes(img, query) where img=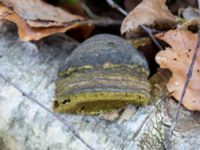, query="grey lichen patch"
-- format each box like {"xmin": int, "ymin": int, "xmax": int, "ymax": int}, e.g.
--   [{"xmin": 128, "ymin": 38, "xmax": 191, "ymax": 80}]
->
[
  {"xmin": 134, "ymin": 100, "xmax": 169, "ymax": 150},
  {"xmin": 138, "ymin": 118, "xmax": 167, "ymax": 150}
]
